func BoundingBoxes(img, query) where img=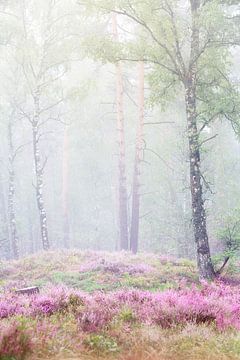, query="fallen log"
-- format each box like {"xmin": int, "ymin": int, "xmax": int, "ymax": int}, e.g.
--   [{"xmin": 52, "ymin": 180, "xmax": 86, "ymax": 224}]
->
[{"xmin": 15, "ymin": 286, "xmax": 40, "ymax": 295}]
